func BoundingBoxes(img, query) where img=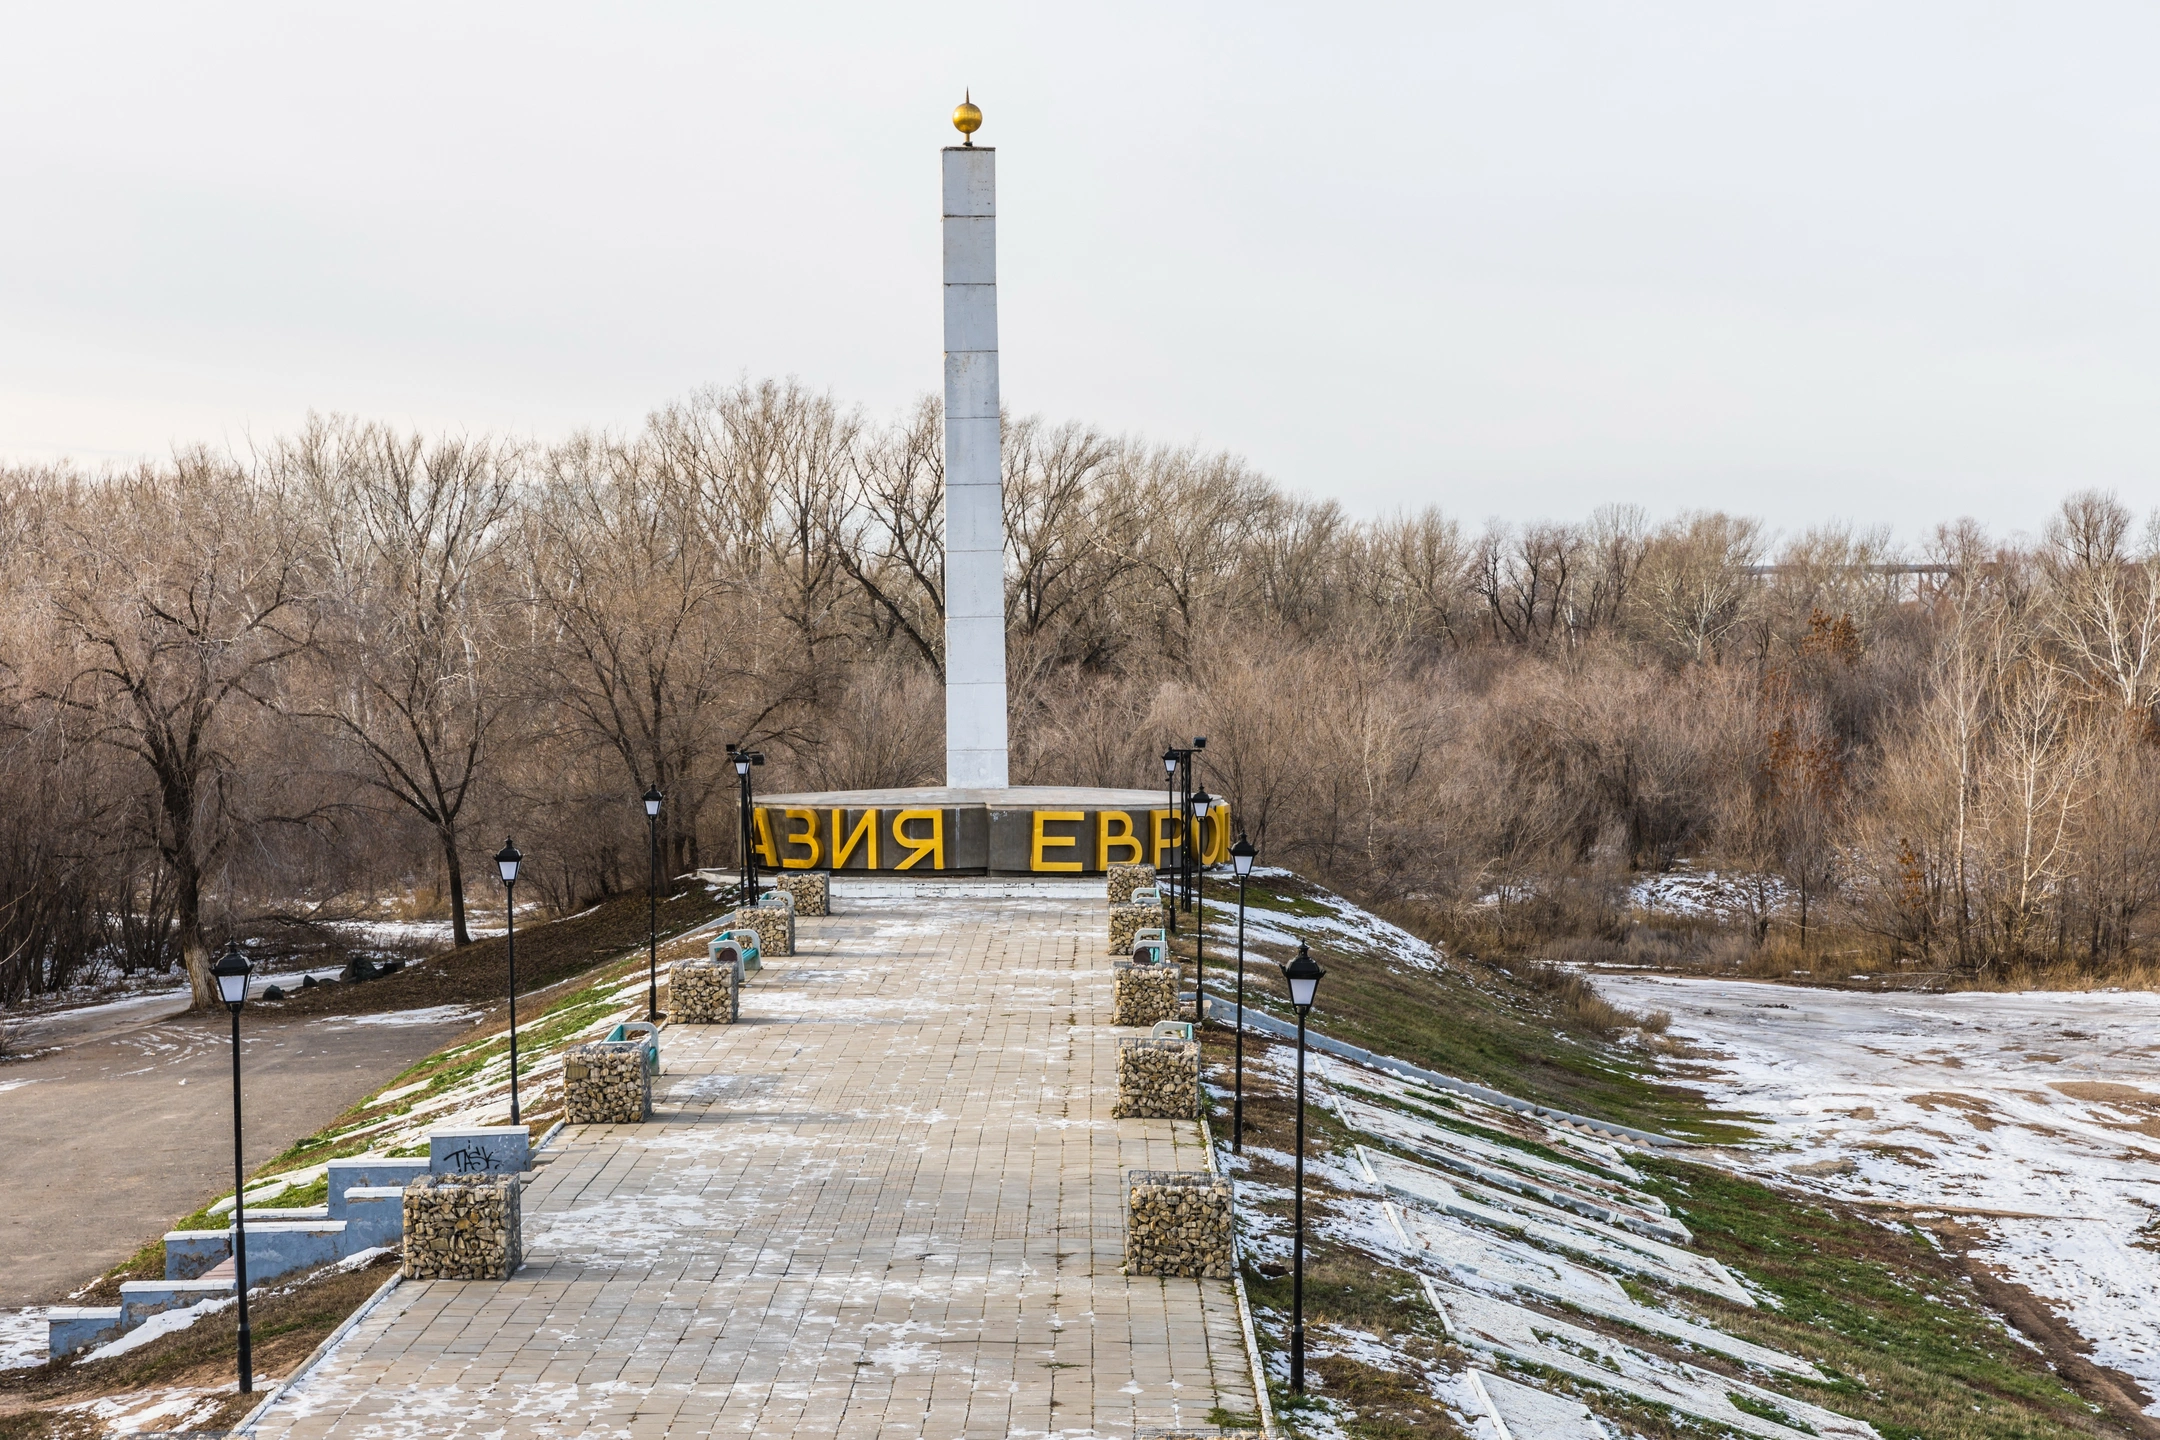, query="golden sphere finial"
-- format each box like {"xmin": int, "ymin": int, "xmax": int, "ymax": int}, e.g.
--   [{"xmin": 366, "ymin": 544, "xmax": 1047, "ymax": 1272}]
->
[{"xmin": 952, "ymin": 90, "xmax": 982, "ymax": 146}]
